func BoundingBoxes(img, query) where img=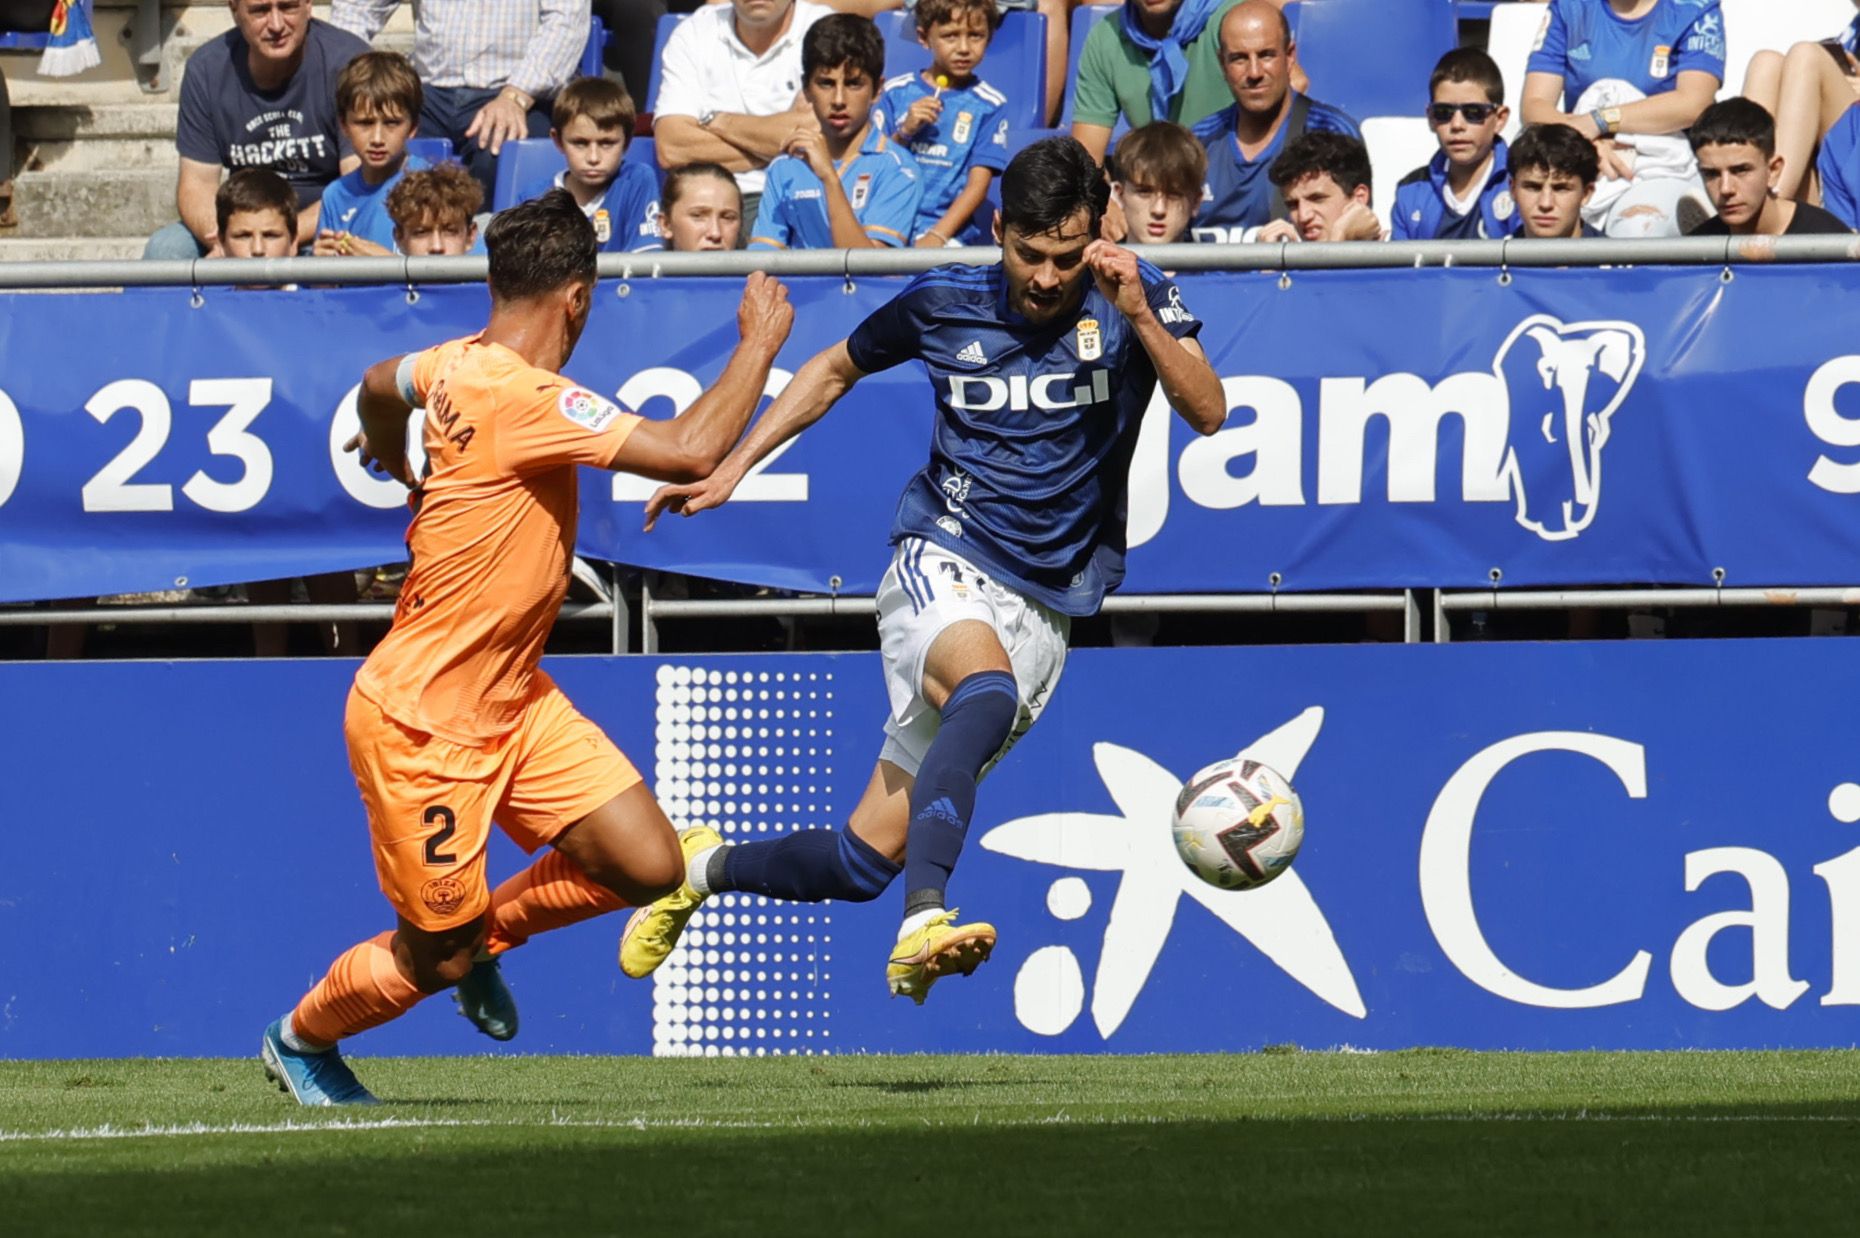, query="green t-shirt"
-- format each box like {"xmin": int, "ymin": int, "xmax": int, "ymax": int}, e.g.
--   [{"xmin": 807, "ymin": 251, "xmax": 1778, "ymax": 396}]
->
[{"xmin": 1071, "ymin": 0, "xmax": 1245, "ymax": 131}]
